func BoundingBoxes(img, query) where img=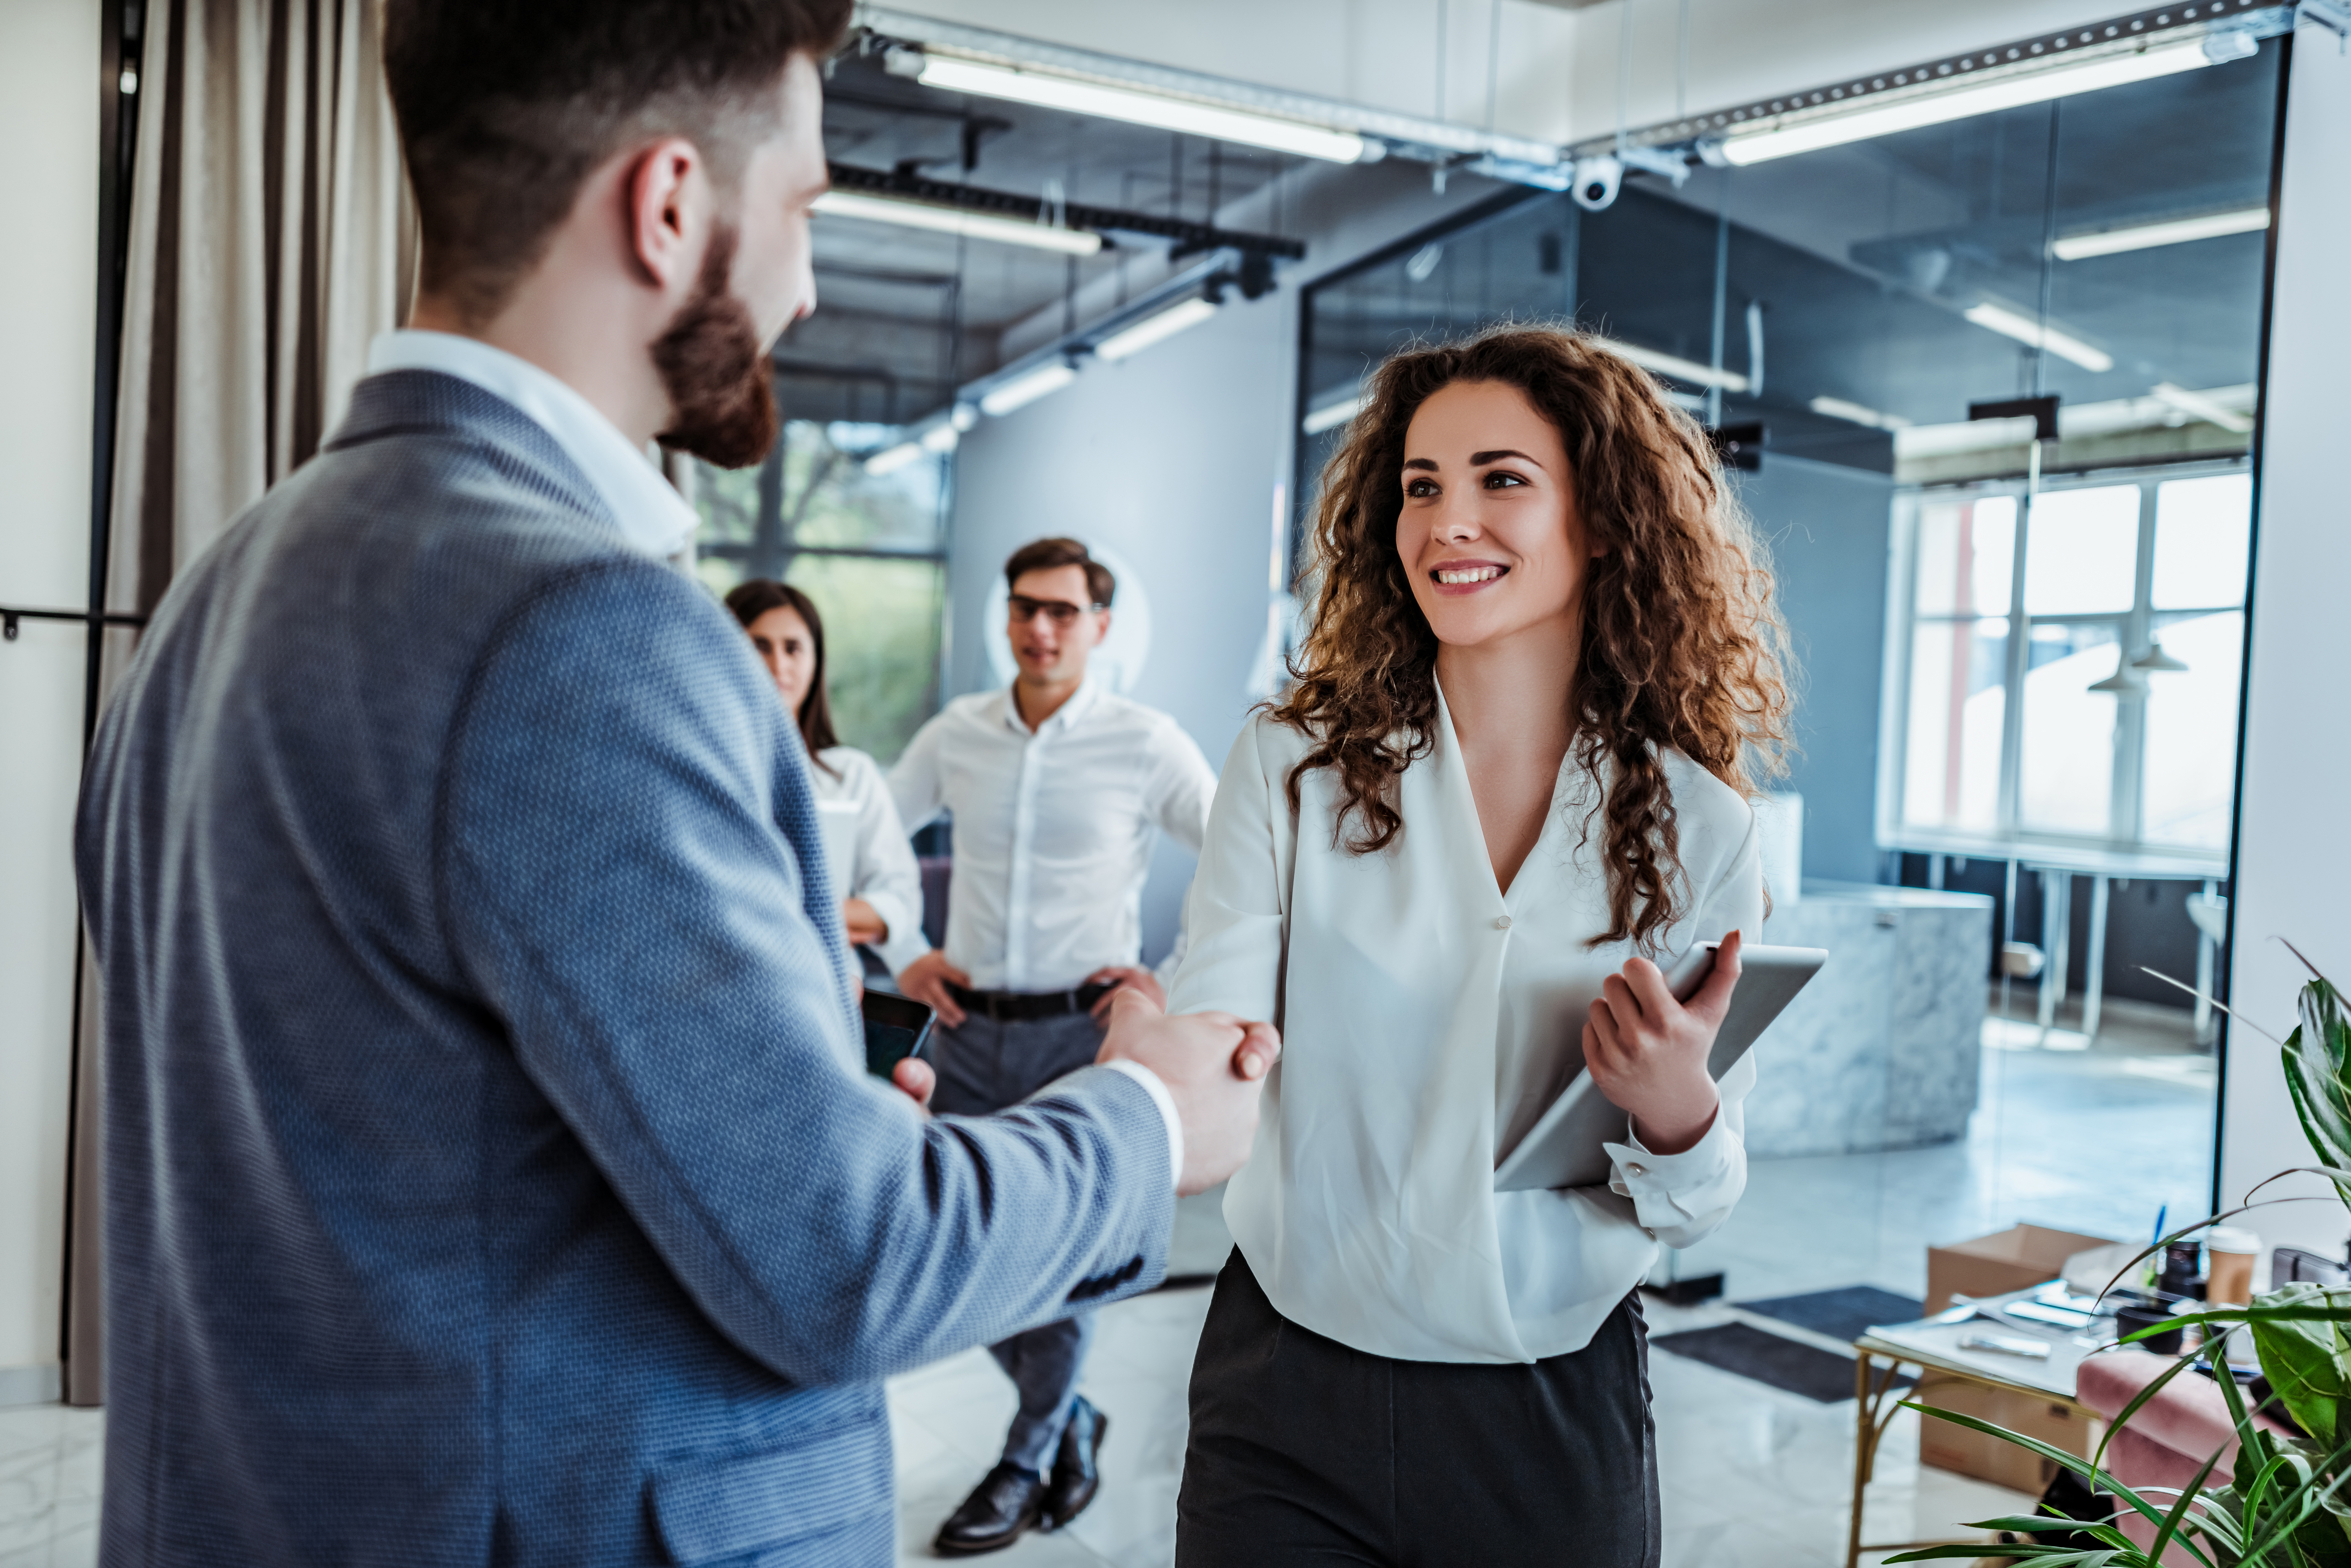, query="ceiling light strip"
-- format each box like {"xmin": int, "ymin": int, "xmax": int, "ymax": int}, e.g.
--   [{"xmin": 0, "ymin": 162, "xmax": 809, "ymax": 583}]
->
[
  {"xmin": 859, "ymin": 4, "xmax": 1561, "ymax": 167},
  {"xmin": 978, "ymin": 362, "xmax": 1079, "ymax": 417},
  {"xmin": 917, "ymin": 57, "xmax": 1369, "ymax": 164},
  {"xmin": 2150, "ymin": 381, "xmax": 2255, "ymax": 432},
  {"xmin": 1094, "ymin": 298, "xmax": 1221, "ymax": 362},
  {"xmin": 1570, "ymin": 0, "xmax": 2289, "ymax": 159},
  {"xmin": 2052, "ymin": 205, "xmax": 2270, "ymax": 259},
  {"xmin": 1718, "ymin": 39, "xmax": 2216, "ymax": 164},
  {"xmin": 1961, "ymin": 302, "xmax": 2115, "ymax": 372},
  {"xmin": 1608, "ymin": 342, "xmax": 1752, "ymax": 393},
  {"xmin": 811, "ymin": 190, "xmax": 1102, "ymax": 255}
]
